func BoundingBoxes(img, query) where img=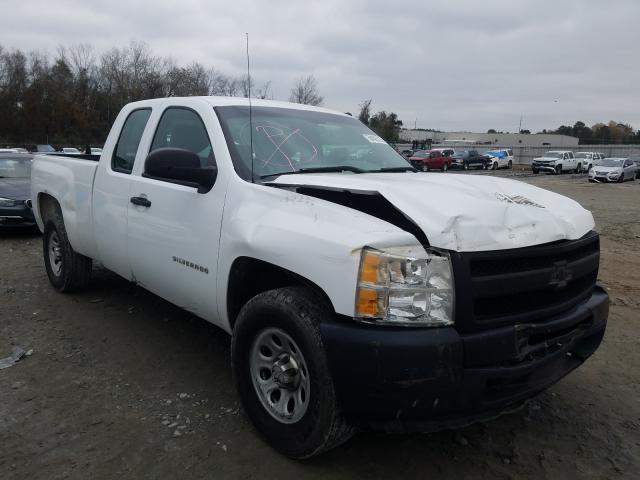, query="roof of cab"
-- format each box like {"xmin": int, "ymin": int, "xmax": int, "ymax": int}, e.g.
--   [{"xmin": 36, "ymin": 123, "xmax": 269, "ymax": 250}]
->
[{"xmin": 123, "ymin": 96, "xmax": 349, "ymax": 117}]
